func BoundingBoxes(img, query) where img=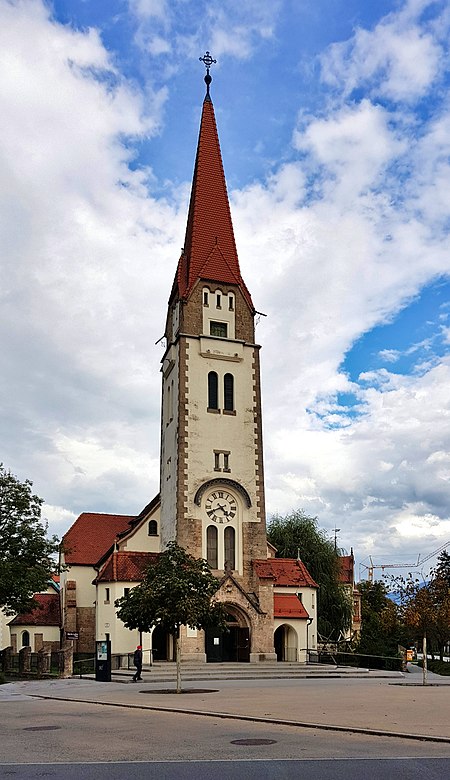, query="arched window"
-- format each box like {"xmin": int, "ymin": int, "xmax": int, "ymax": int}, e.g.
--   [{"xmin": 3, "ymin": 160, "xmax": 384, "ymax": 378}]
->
[
  {"xmin": 224, "ymin": 526, "xmax": 236, "ymax": 570},
  {"xmin": 166, "ymin": 383, "xmax": 171, "ymax": 425},
  {"xmin": 148, "ymin": 519, "xmax": 158, "ymax": 536},
  {"xmin": 224, "ymin": 373, "xmax": 234, "ymax": 411},
  {"xmin": 22, "ymin": 631, "xmax": 30, "ymax": 648},
  {"xmin": 206, "ymin": 525, "xmax": 218, "ymax": 569},
  {"xmin": 208, "ymin": 371, "xmax": 218, "ymax": 410}
]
